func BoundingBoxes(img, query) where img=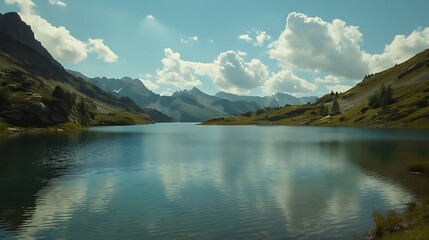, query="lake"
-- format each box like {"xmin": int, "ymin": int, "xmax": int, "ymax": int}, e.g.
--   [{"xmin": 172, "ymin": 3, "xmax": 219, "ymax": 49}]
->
[{"xmin": 1, "ymin": 123, "xmax": 429, "ymax": 239}]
